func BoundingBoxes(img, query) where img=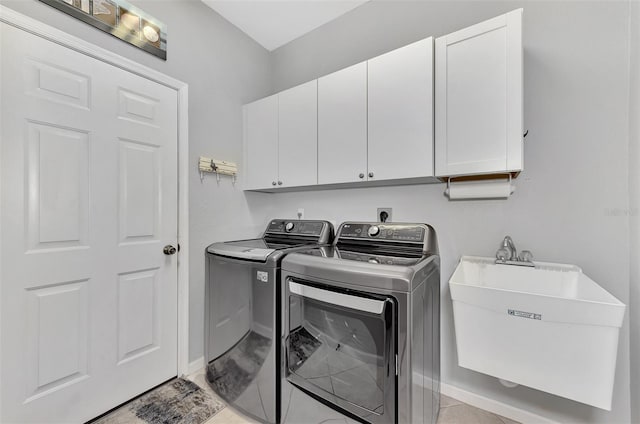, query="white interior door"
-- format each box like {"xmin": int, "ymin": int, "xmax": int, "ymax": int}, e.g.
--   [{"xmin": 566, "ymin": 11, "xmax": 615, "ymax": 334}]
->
[{"xmin": 1, "ymin": 23, "xmax": 178, "ymax": 423}]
